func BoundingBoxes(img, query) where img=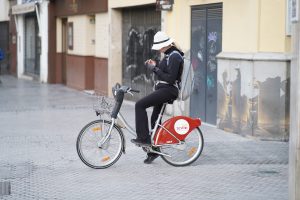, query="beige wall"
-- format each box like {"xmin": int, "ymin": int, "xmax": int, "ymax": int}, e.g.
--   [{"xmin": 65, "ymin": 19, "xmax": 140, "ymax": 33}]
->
[
  {"xmin": 68, "ymin": 15, "xmax": 95, "ymax": 56},
  {"xmin": 223, "ymin": 0, "xmax": 259, "ymax": 52},
  {"xmin": 164, "ymin": 0, "xmax": 290, "ymax": 54},
  {"xmin": 95, "ymin": 13, "xmax": 109, "ymax": 58},
  {"xmin": 109, "ymin": 0, "xmax": 155, "ymax": 8},
  {"xmin": 108, "ymin": 8, "xmax": 122, "ymax": 96},
  {"xmin": 56, "ymin": 18, "xmax": 62, "ymax": 53},
  {"xmin": 259, "ymin": 0, "xmax": 290, "ymax": 52},
  {"xmin": 57, "ymin": 14, "xmax": 108, "ymax": 57}
]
